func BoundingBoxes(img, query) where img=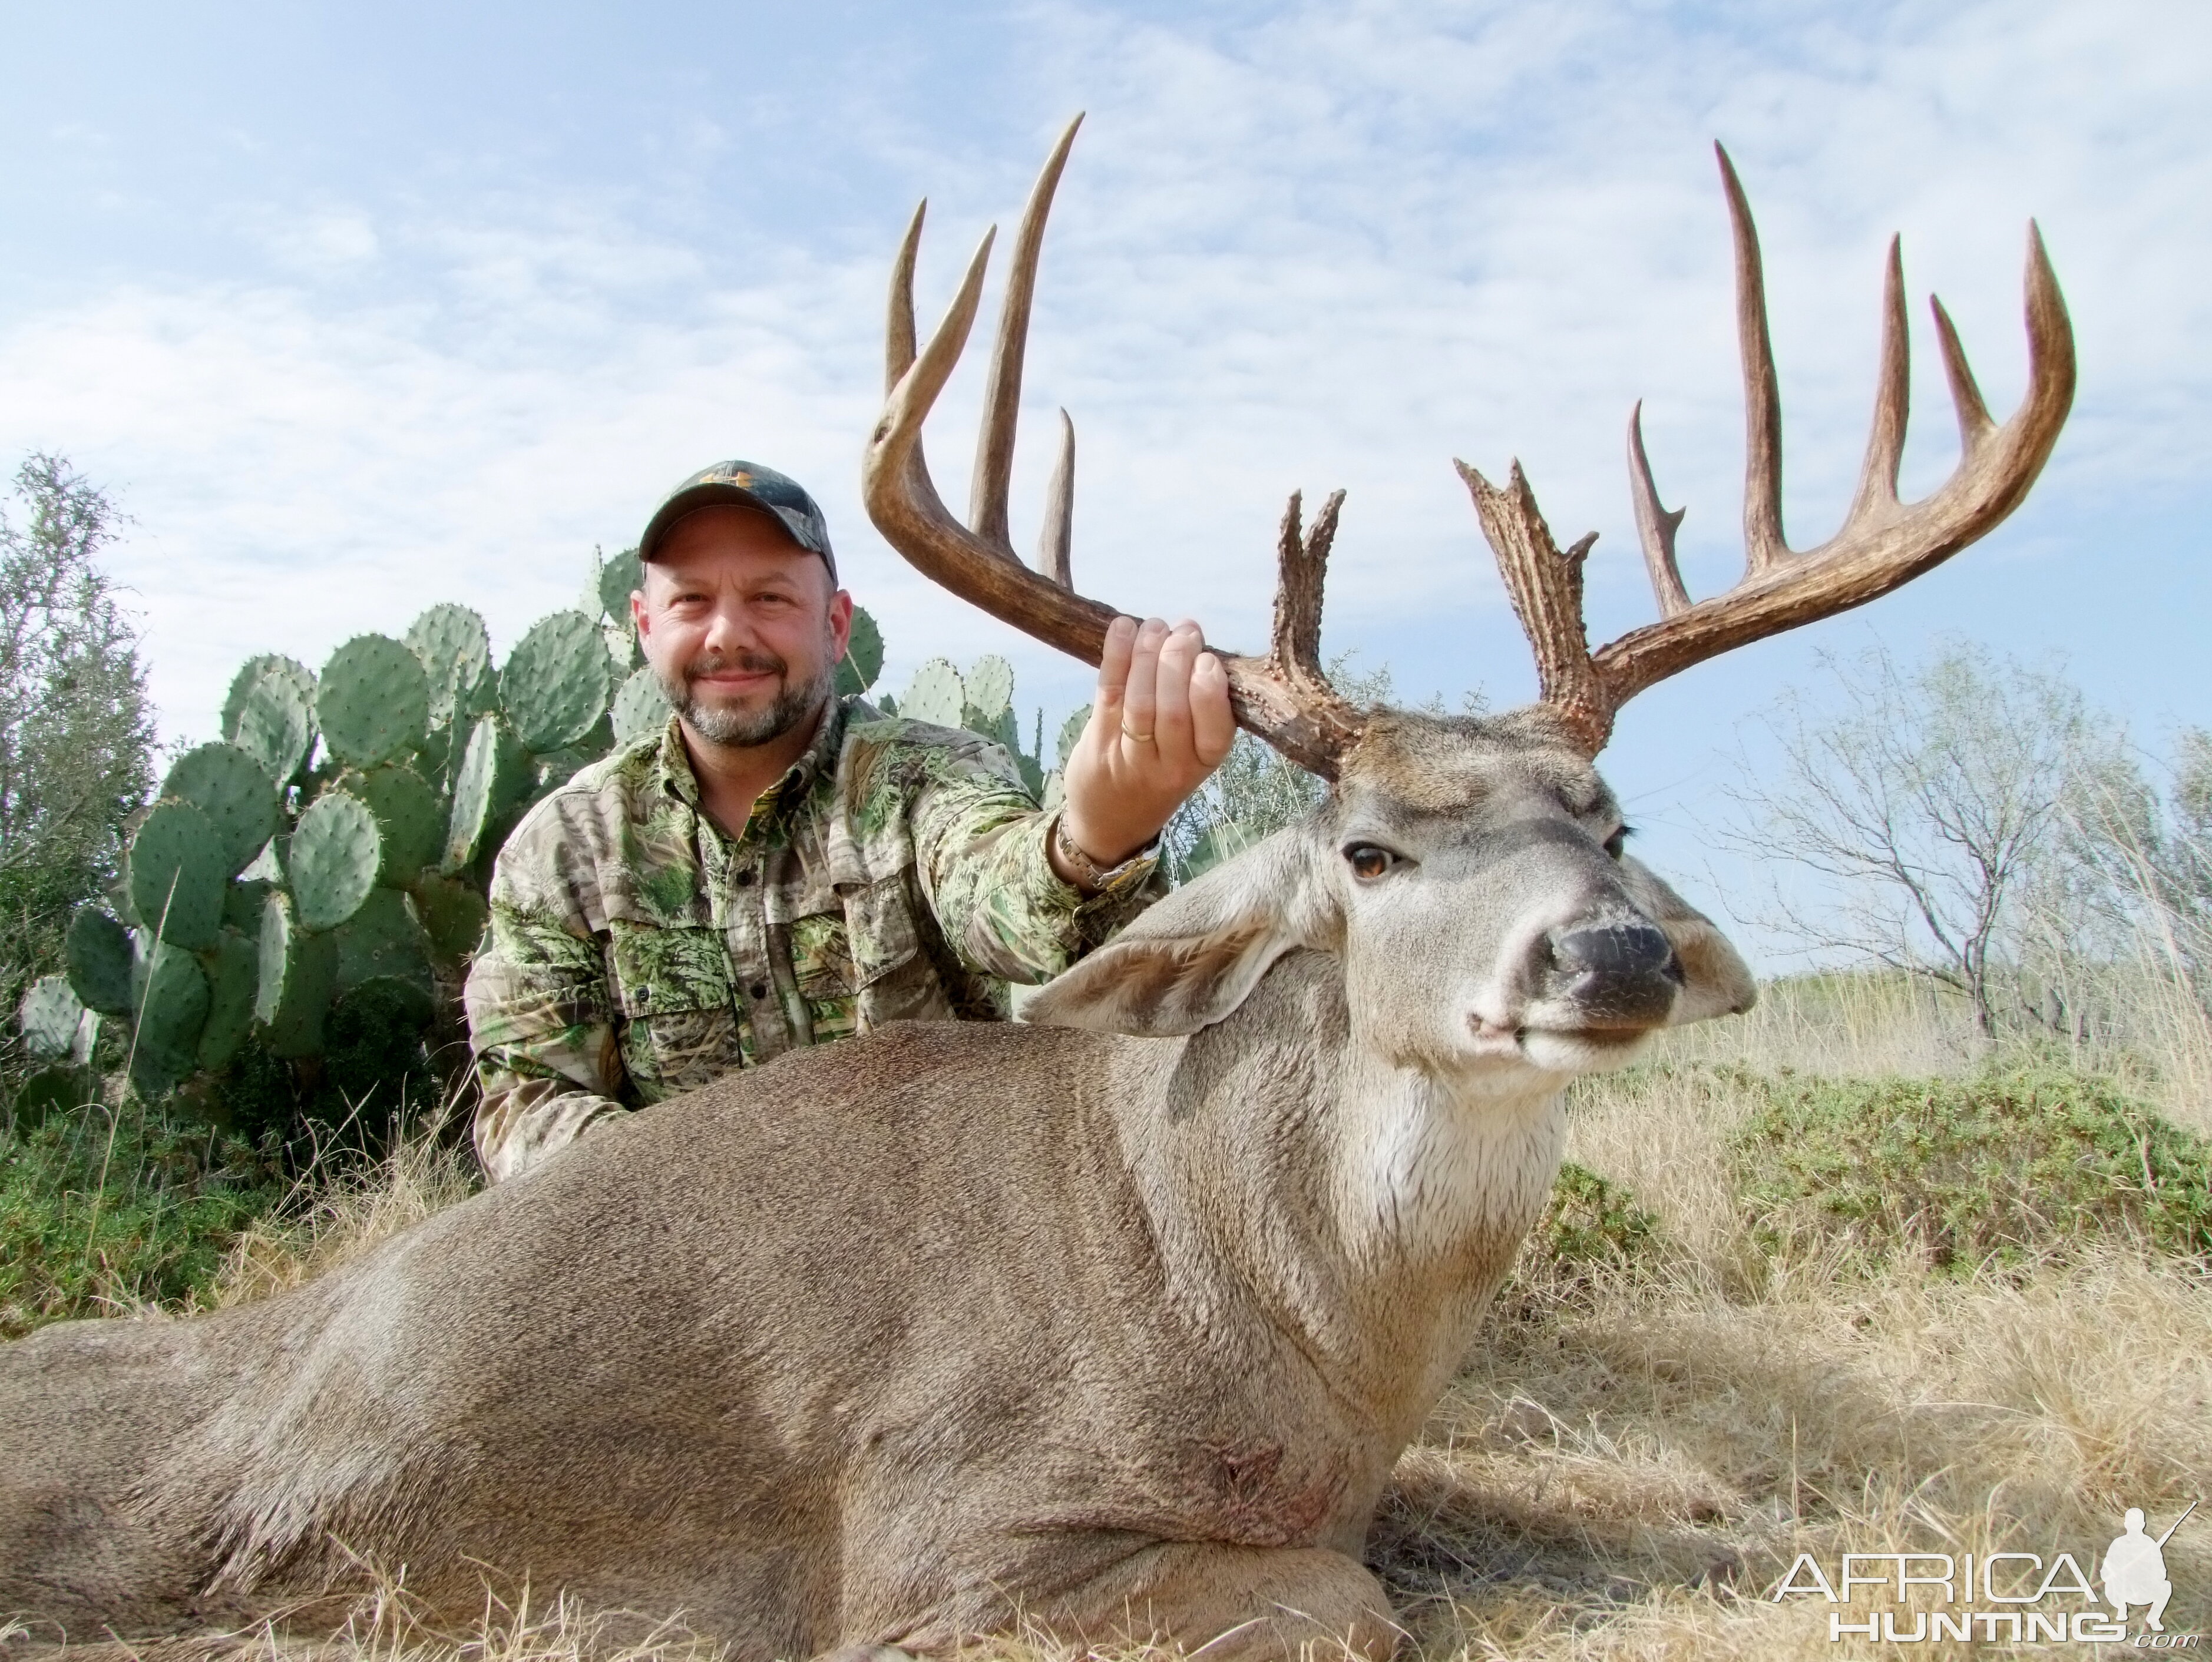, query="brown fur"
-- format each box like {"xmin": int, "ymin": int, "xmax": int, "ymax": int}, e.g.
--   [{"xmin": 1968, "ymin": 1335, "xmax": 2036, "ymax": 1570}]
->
[{"xmin": 0, "ymin": 715, "xmax": 1753, "ymax": 1657}]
